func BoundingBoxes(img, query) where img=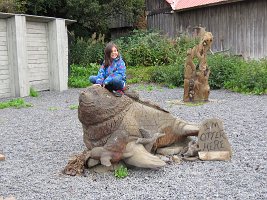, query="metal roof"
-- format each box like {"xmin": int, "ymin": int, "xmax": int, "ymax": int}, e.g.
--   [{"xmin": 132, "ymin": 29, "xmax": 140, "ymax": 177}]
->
[{"xmin": 166, "ymin": 0, "xmax": 245, "ymax": 11}]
